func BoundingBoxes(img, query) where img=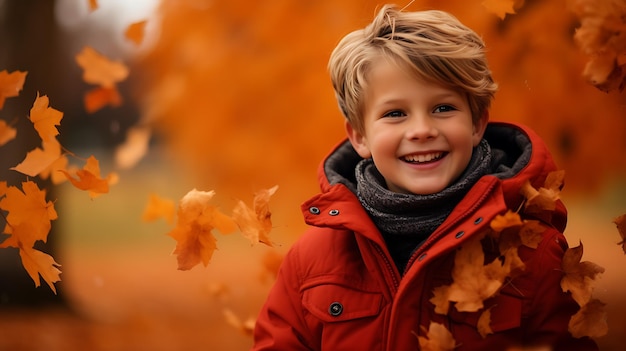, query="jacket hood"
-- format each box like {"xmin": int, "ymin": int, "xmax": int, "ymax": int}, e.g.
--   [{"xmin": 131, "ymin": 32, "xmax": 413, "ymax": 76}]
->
[{"xmin": 314, "ymin": 121, "xmax": 566, "ymax": 232}]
